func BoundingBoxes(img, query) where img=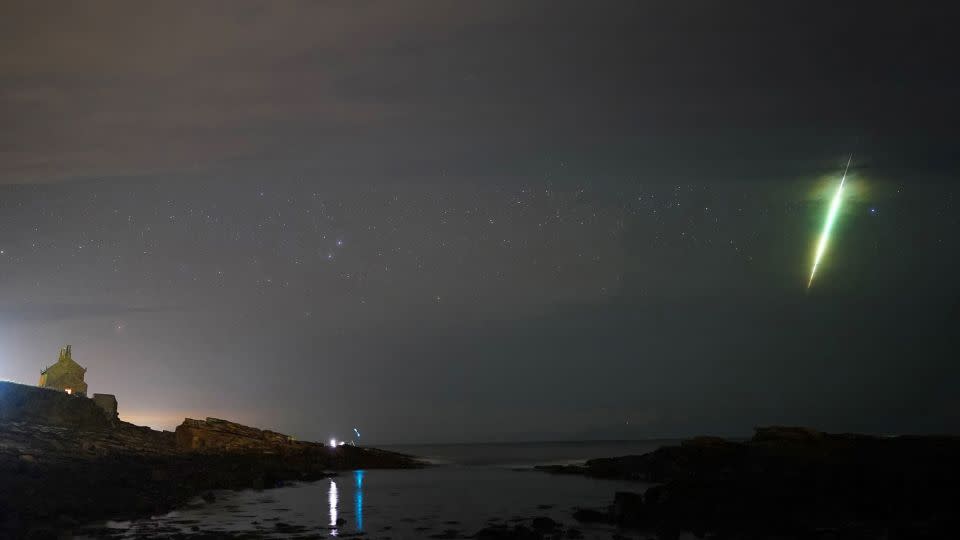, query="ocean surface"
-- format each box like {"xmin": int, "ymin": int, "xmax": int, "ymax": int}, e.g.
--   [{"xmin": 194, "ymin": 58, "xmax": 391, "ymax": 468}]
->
[{"xmin": 89, "ymin": 440, "xmax": 674, "ymax": 539}]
